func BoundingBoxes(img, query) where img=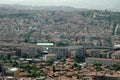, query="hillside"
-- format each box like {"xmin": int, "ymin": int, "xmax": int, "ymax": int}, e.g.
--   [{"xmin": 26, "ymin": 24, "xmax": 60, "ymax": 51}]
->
[{"xmin": 0, "ymin": 5, "xmax": 119, "ymax": 46}]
